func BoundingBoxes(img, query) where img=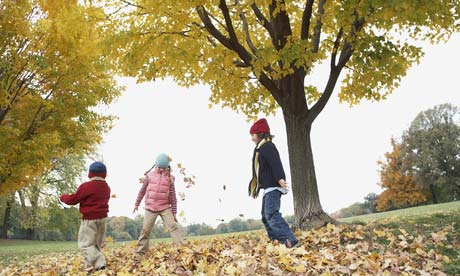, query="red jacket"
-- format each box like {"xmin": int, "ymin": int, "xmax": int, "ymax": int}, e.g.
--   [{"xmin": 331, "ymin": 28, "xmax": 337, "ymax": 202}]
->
[{"xmin": 60, "ymin": 177, "xmax": 110, "ymax": 220}]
